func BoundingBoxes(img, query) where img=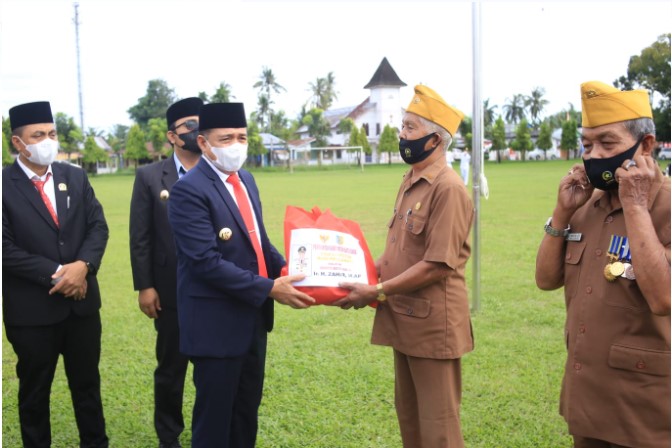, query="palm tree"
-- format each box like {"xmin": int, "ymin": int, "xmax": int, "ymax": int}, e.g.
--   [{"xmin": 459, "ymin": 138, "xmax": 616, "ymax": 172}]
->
[
  {"xmin": 503, "ymin": 94, "xmax": 526, "ymax": 124},
  {"xmin": 525, "ymin": 87, "xmax": 549, "ymax": 126},
  {"xmin": 253, "ymin": 67, "xmax": 285, "ymax": 98},
  {"xmin": 256, "ymin": 94, "xmax": 272, "ymax": 132},
  {"xmin": 483, "ymin": 98, "xmax": 498, "ymax": 129},
  {"xmin": 254, "ymin": 67, "xmax": 284, "ymax": 132},
  {"xmin": 308, "ymin": 72, "xmax": 338, "ymax": 110}
]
